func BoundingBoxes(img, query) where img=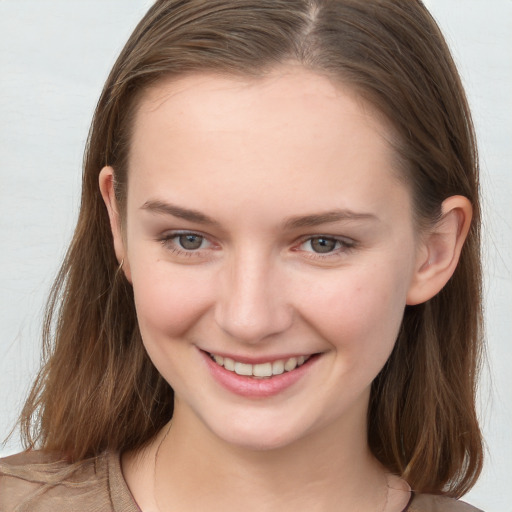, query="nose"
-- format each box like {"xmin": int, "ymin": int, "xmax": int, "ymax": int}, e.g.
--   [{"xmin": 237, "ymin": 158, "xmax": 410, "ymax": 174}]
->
[{"xmin": 214, "ymin": 251, "xmax": 293, "ymax": 344}]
